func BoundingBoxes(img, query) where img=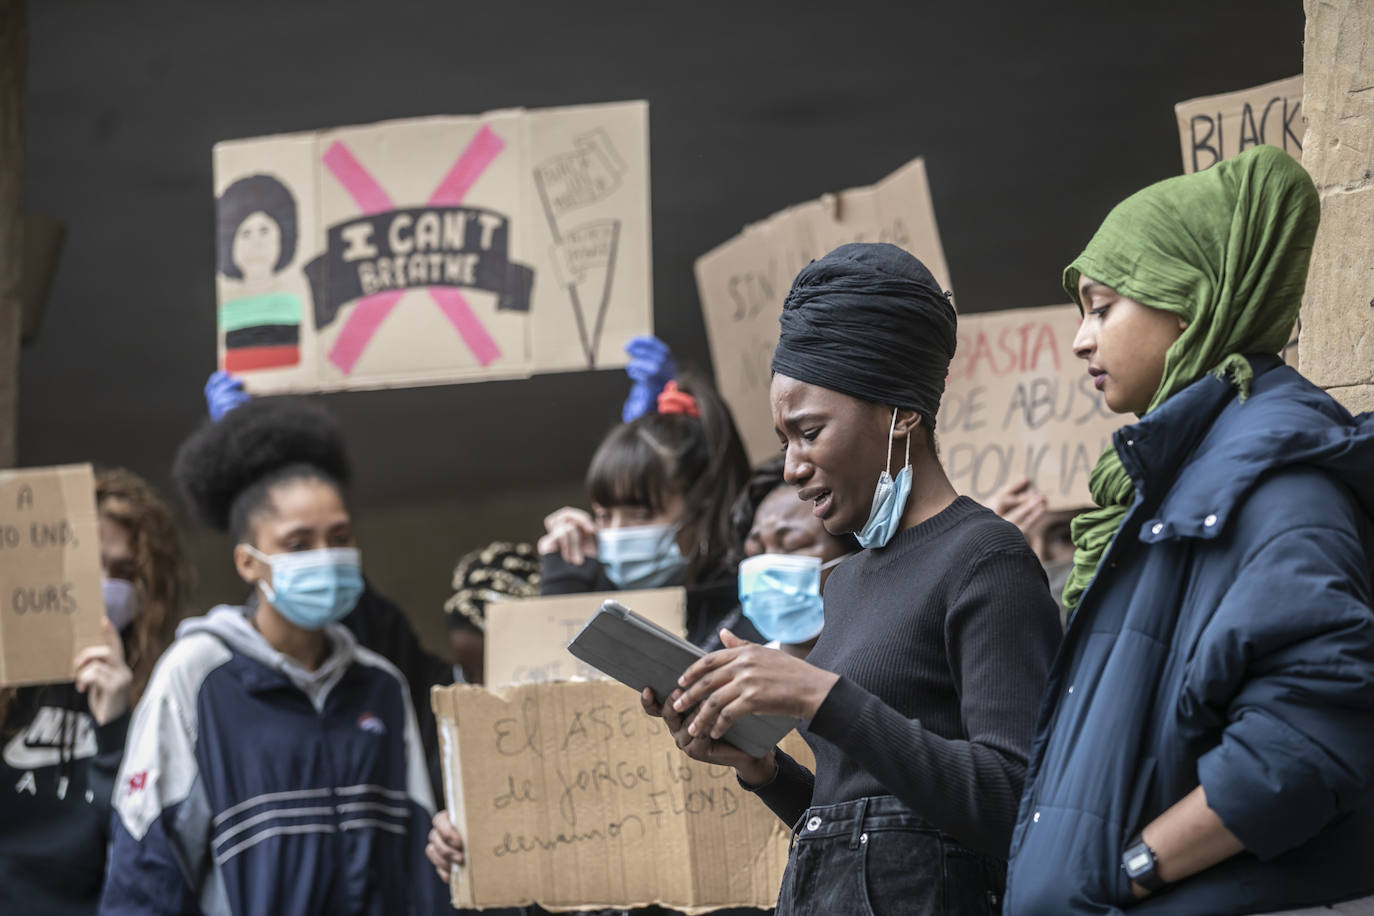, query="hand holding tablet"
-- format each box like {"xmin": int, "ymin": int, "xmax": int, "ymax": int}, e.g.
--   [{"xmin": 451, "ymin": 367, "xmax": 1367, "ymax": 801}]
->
[{"xmin": 568, "ymin": 599, "xmax": 800, "ymax": 758}]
